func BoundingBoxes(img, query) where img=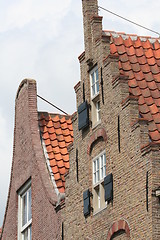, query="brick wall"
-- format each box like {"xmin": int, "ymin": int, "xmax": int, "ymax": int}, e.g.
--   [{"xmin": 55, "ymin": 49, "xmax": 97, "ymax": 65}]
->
[
  {"xmin": 1, "ymin": 79, "xmax": 62, "ymax": 240},
  {"xmin": 64, "ymin": 0, "xmax": 160, "ymax": 239}
]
